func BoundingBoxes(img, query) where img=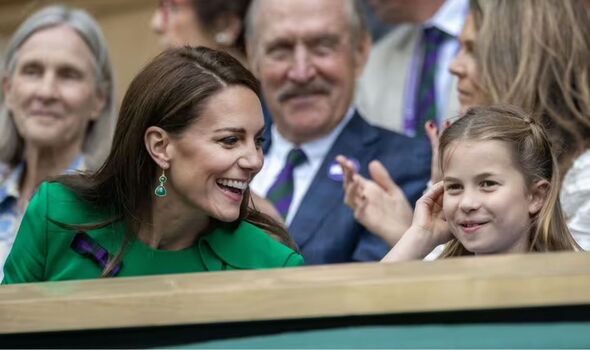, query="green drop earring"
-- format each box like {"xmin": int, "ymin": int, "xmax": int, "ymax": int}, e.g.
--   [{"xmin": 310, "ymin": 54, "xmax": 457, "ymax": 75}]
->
[{"xmin": 155, "ymin": 169, "xmax": 168, "ymax": 197}]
